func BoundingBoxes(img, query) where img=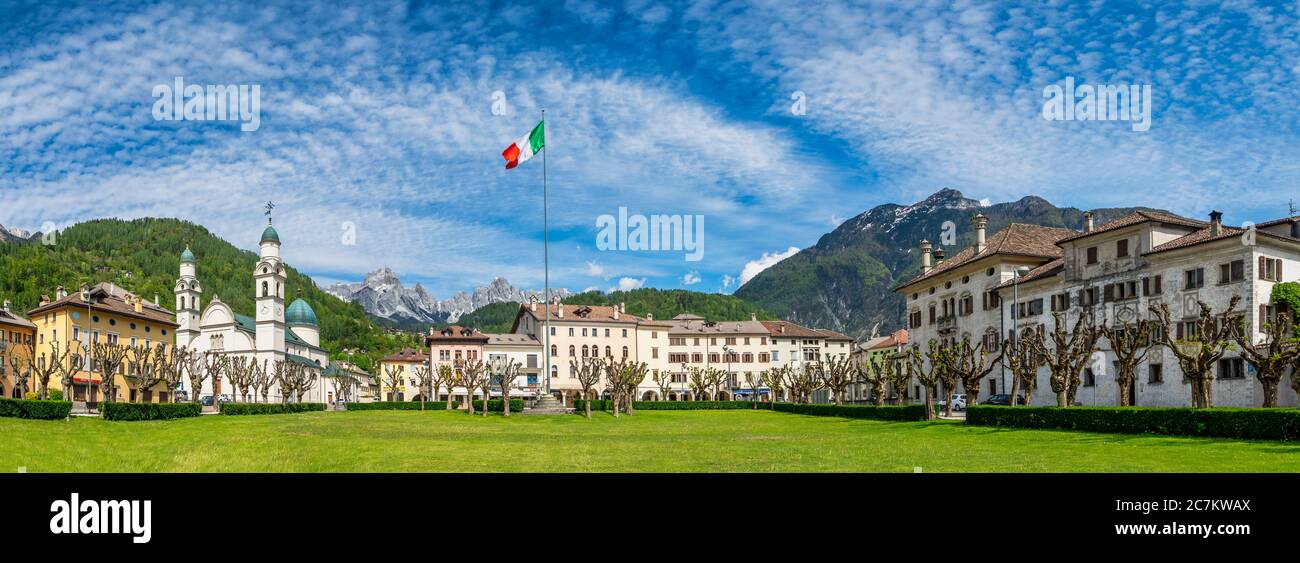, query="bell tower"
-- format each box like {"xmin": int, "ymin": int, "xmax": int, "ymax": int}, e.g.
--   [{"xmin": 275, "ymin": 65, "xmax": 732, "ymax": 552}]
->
[
  {"xmin": 175, "ymin": 245, "xmax": 202, "ymax": 349},
  {"xmin": 254, "ymin": 213, "xmax": 286, "ymax": 355}
]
